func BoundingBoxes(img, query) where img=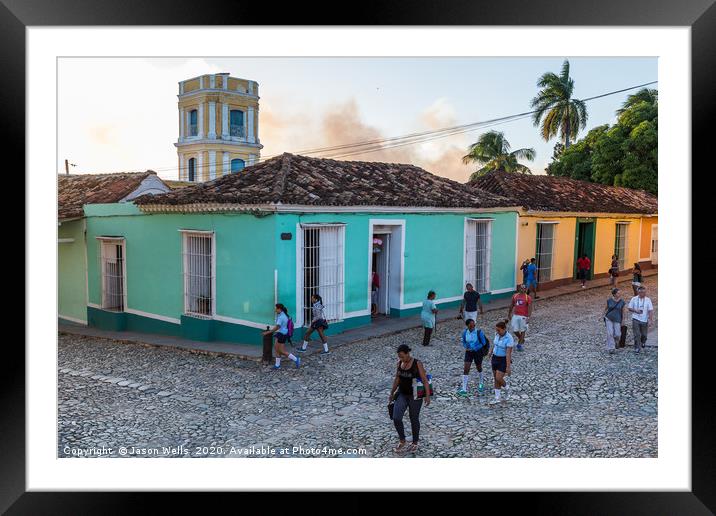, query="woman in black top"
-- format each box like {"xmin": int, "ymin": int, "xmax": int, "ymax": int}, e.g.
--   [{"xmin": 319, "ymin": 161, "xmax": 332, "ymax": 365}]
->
[{"xmin": 388, "ymin": 344, "xmax": 431, "ymax": 454}]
